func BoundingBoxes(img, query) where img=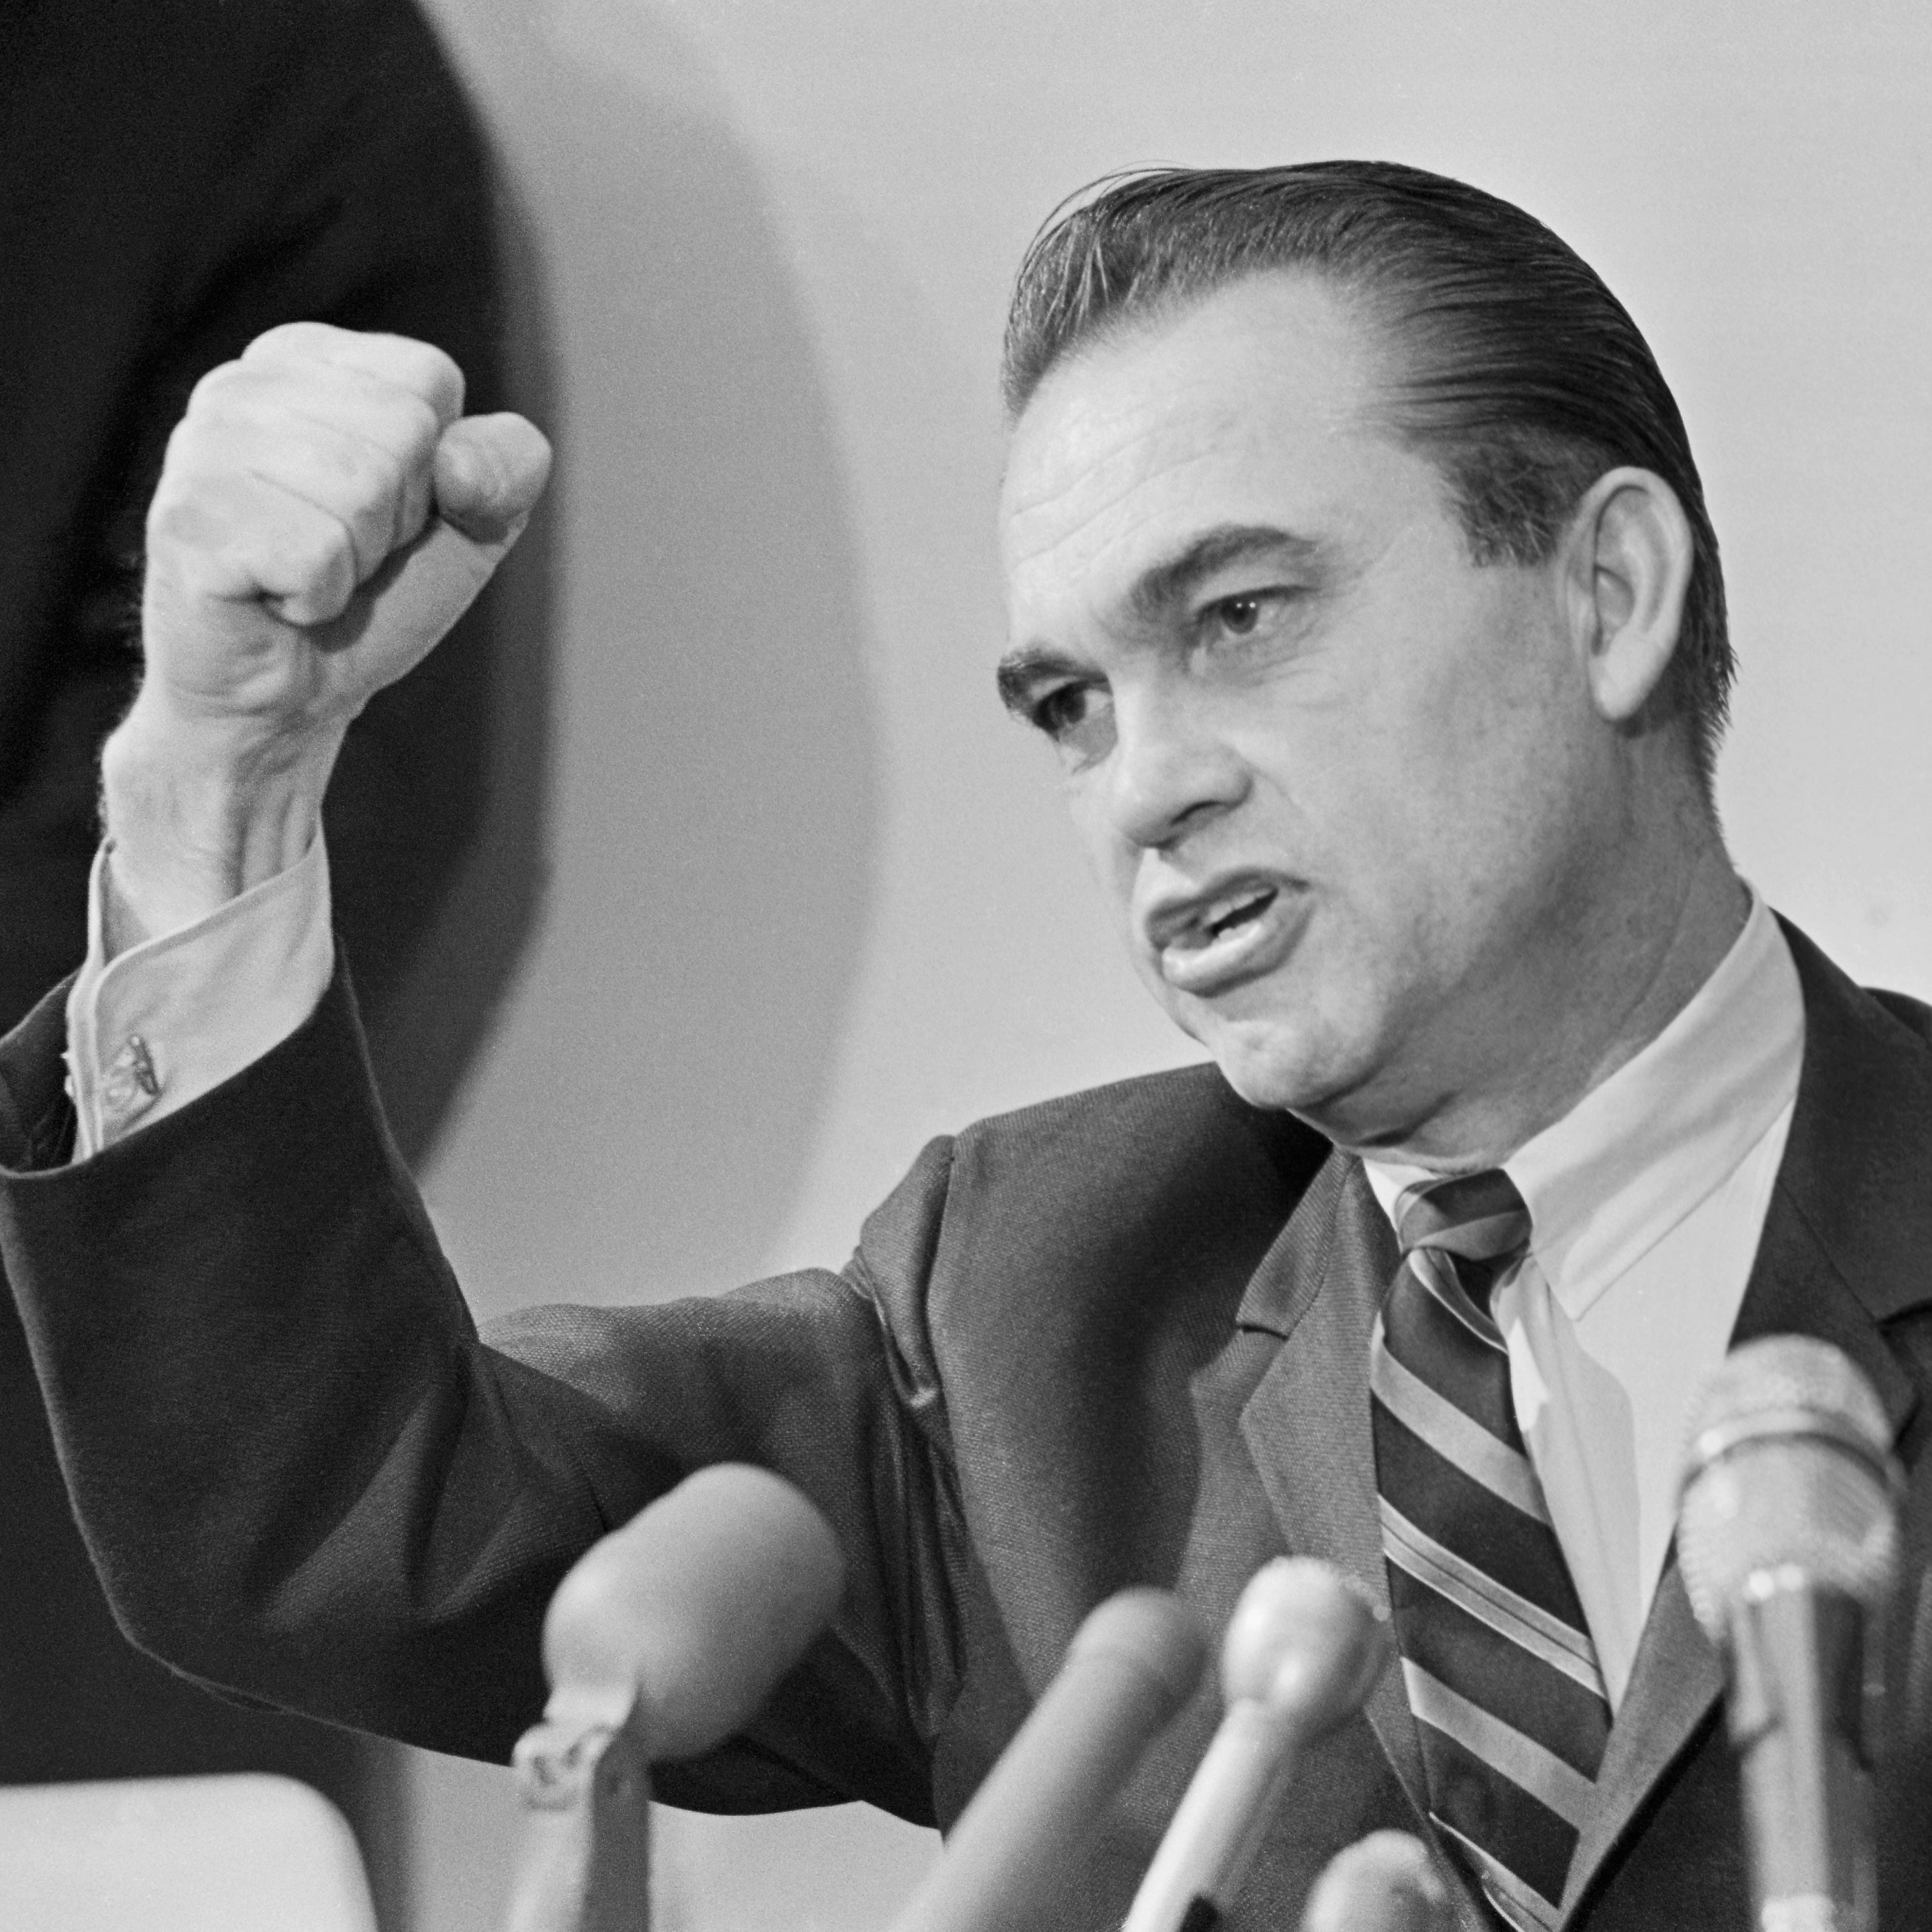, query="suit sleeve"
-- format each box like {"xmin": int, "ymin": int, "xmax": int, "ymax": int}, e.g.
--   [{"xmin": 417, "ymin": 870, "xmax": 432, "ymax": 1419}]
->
[{"xmin": 0, "ymin": 963, "xmax": 967, "ymax": 1825}]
